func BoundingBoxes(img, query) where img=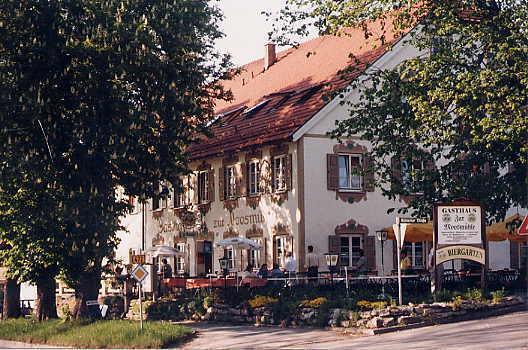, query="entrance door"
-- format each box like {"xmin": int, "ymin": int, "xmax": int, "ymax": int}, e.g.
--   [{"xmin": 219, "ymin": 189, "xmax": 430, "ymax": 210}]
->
[{"xmin": 203, "ymin": 240, "xmax": 213, "ymax": 274}]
